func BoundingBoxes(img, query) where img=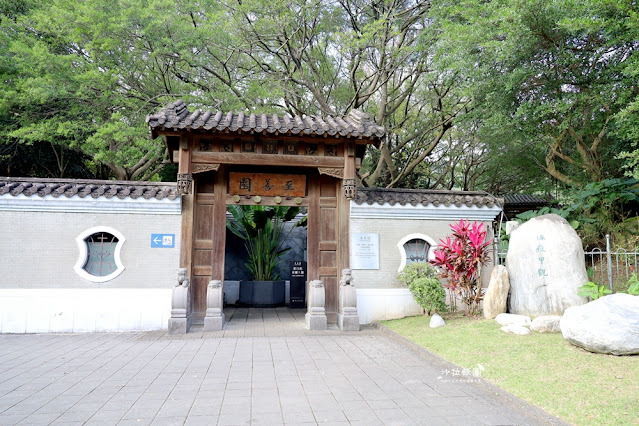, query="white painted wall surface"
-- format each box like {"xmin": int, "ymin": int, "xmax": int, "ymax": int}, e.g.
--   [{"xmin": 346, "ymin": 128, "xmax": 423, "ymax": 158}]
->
[
  {"xmin": 350, "ymin": 200, "xmax": 501, "ymax": 323},
  {"xmin": 0, "ymin": 289, "xmax": 171, "ymax": 333},
  {"xmin": 356, "ymin": 288, "xmax": 424, "ymax": 324},
  {"xmin": 0, "ymin": 210, "xmax": 181, "ymax": 289},
  {"xmin": 0, "ymin": 195, "xmax": 181, "ymax": 333}
]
